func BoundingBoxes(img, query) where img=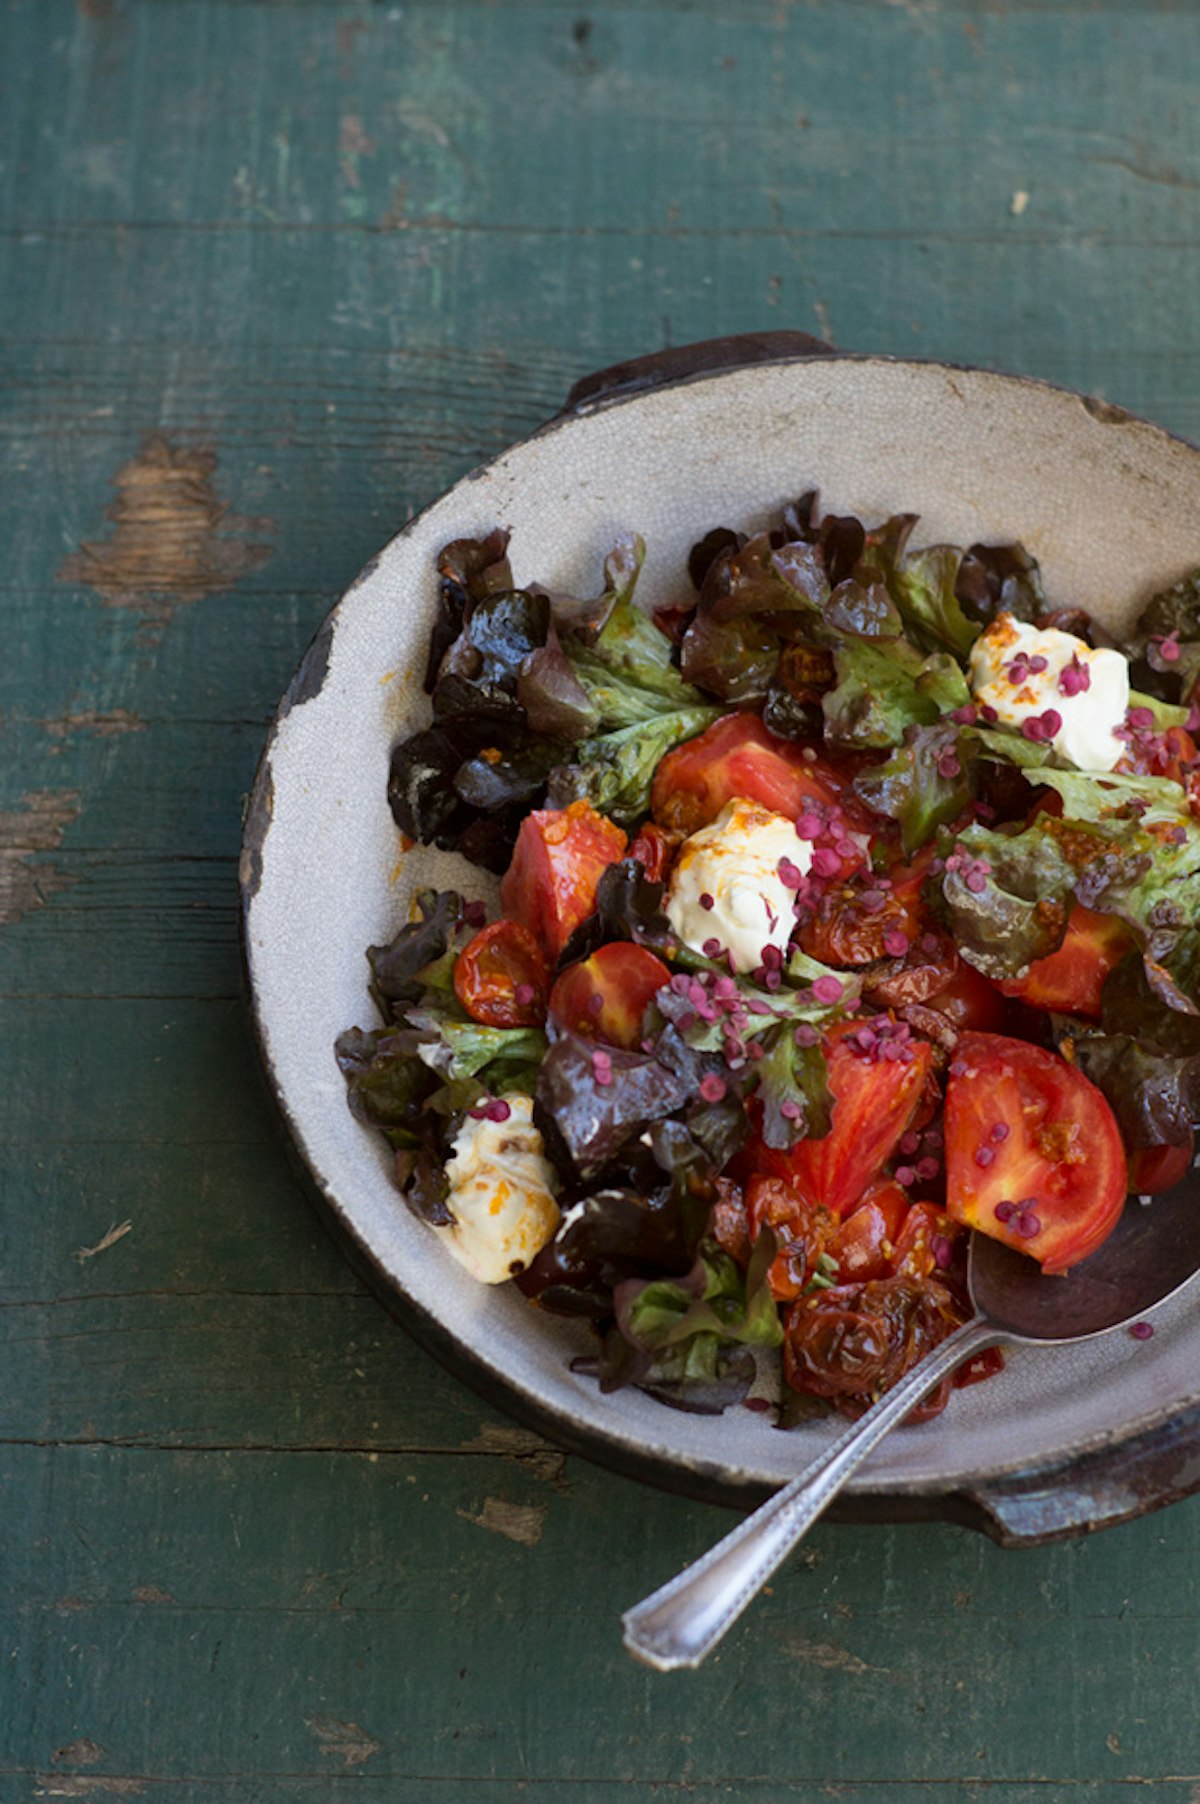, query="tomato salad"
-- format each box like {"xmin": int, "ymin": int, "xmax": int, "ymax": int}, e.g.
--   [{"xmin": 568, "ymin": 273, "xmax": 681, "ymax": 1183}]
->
[{"xmin": 337, "ymin": 499, "xmax": 1200, "ymax": 1422}]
